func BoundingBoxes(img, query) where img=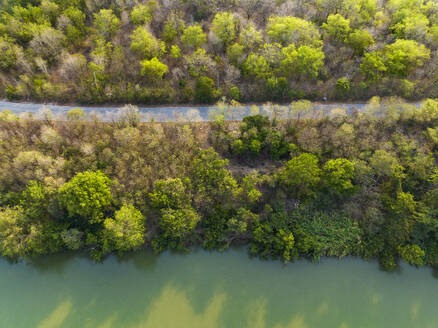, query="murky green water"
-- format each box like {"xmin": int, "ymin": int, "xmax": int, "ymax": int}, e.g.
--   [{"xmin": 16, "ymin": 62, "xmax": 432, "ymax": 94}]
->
[{"xmin": 1, "ymin": 248, "xmax": 437, "ymax": 328}]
